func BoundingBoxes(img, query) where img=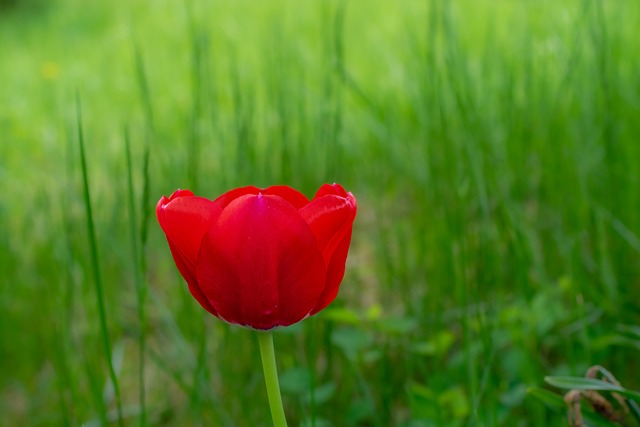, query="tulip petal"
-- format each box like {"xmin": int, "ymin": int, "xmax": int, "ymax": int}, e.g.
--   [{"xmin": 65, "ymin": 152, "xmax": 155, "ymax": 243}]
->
[
  {"xmin": 156, "ymin": 190, "xmax": 220, "ymax": 315},
  {"xmin": 211, "ymin": 185, "xmax": 310, "ymax": 210},
  {"xmin": 263, "ymin": 186, "xmax": 310, "ymax": 209},
  {"xmin": 166, "ymin": 240, "xmax": 218, "ymax": 315},
  {"xmin": 157, "ymin": 191, "xmax": 220, "ymax": 268},
  {"xmin": 211, "ymin": 186, "xmax": 261, "ymax": 210},
  {"xmin": 300, "ymin": 192, "xmax": 357, "ymax": 314},
  {"xmin": 313, "ymin": 183, "xmax": 349, "ymax": 200},
  {"xmin": 310, "ymin": 229, "xmax": 353, "ymax": 314},
  {"xmin": 300, "ymin": 194, "xmax": 356, "ymax": 261},
  {"xmin": 196, "ymin": 193, "xmax": 326, "ymax": 329}
]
